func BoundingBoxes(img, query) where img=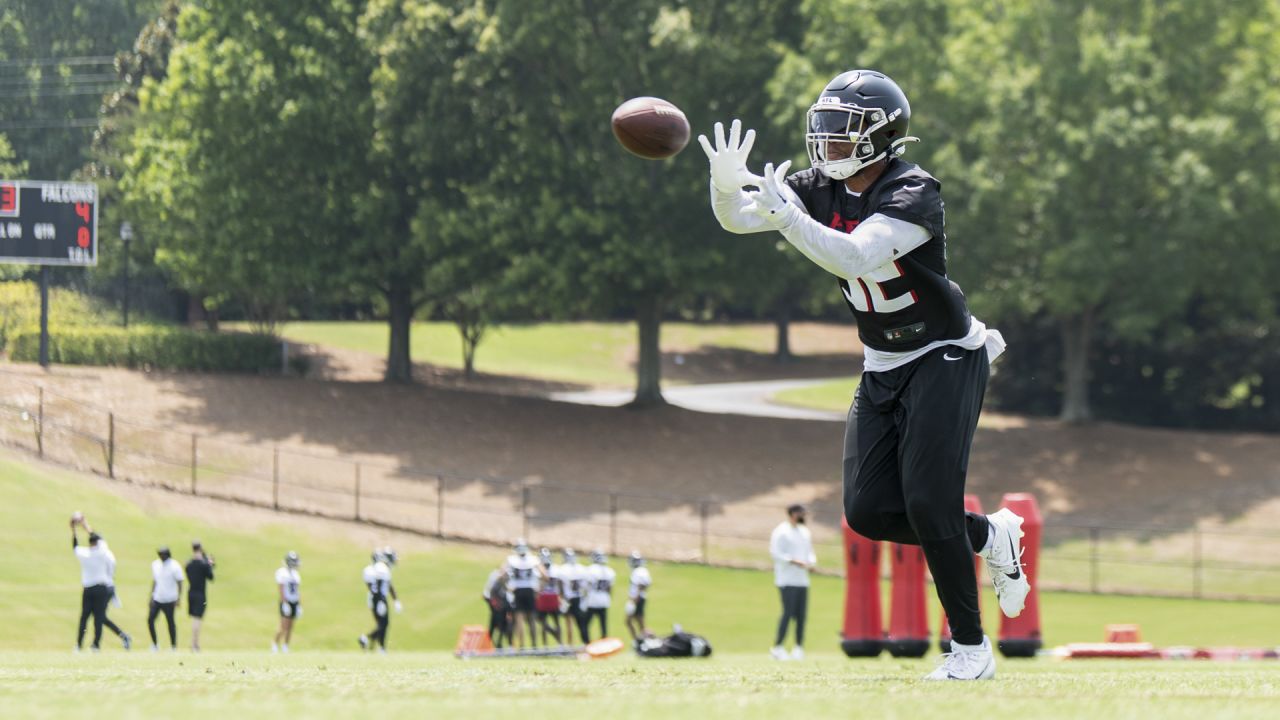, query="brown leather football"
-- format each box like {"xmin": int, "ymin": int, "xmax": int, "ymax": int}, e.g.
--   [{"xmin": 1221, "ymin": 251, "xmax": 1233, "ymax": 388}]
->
[{"xmin": 611, "ymin": 97, "xmax": 690, "ymax": 160}]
